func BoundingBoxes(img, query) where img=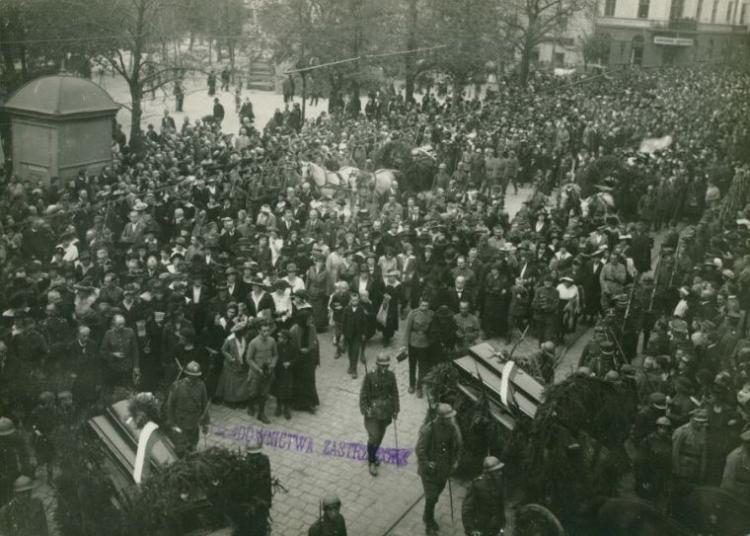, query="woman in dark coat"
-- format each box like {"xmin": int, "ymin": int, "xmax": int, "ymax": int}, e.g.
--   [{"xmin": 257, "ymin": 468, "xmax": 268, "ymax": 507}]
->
[
  {"xmin": 272, "ymin": 329, "xmax": 297, "ymax": 419},
  {"xmin": 289, "ymin": 303, "xmax": 320, "ymax": 413}
]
